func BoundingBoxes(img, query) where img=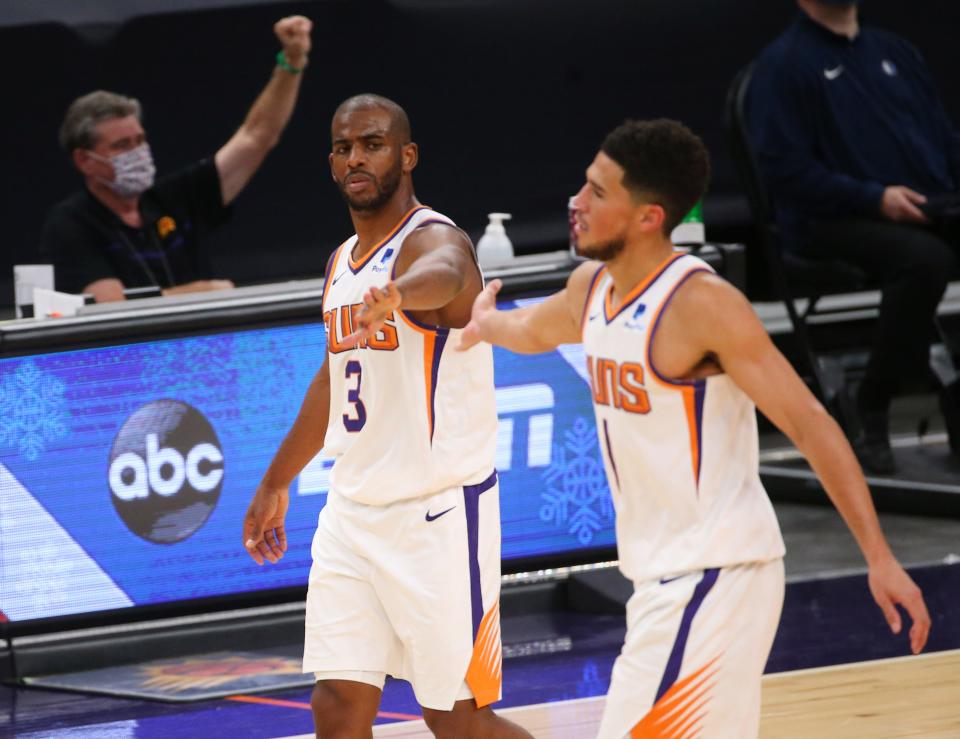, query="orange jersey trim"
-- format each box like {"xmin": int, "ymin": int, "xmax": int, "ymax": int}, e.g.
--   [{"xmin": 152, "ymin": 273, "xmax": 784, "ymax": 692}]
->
[
  {"xmin": 395, "ymin": 308, "xmax": 437, "ymax": 336},
  {"xmin": 603, "ymin": 252, "xmax": 685, "ymax": 323},
  {"xmin": 347, "ymin": 204, "xmax": 431, "ymax": 272},
  {"xmin": 644, "ymin": 266, "xmax": 713, "ymax": 487},
  {"xmin": 321, "ymin": 242, "xmax": 347, "ymax": 314},
  {"xmin": 580, "ymin": 264, "xmax": 608, "ymax": 336},
  {"xmin": 394, "ymin": 309, "xmax": 448, "ymax": 443},
  {"xmin": 422, "ymin": 331, "xmax": 437, "ymax": 439}
]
